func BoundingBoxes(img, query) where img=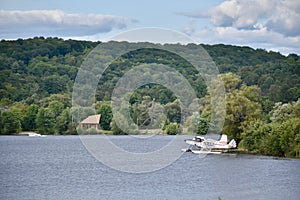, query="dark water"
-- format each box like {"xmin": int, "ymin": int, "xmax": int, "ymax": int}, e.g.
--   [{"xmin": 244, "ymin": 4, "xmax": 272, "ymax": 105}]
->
[{"xmin": 0, "ymin": 136, "xmax": 299, "ymax": 200}]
